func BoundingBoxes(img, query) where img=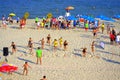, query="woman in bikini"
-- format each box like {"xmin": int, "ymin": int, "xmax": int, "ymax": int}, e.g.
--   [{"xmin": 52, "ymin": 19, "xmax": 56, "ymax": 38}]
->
[
  {"xmin": 81, "ymin": 48, "xmax": 87, "ymax": 57},
  {"xmin": 10, "ymin": 42, "xmax": 17, "ymax": 54},
  {"xmin": 46, "ymin": 34, "xmax": 51, "ymax": 46},
  {"xmin": 63, "ymin": 40, "xmax": 68, "ymax": 51}
]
